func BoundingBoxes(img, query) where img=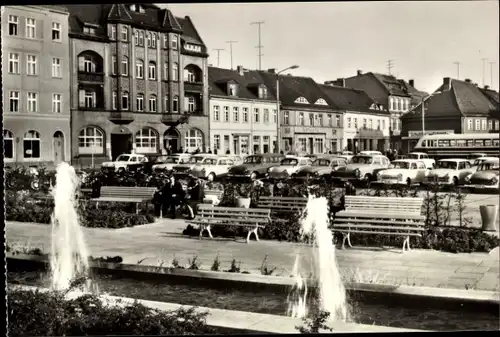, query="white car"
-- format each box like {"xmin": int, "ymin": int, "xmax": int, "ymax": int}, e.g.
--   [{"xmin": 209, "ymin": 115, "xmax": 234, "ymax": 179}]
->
[
  {"xmin": 423, "ymin": 158, "xmax": 474, "ymax": 186},
  {"xmin": 172, "ymin": 154, "xmax": 221, "ymax": 177},
  {"xmin": 359, "ymin": 150, "xmax": 383, "ymax": 156},
  {"xmin": 406, "ymin": 152, "xmax": 435, "ymax": 169},
  {"xmin": 467, "ymin": 152, "xmax": 488, "ymax": 165},
  {"xmin": 464, "ymin": 158, "xmax": 500, "ymax": 191},
  {"xmin": 190, "ymin": 156, "xmax": 236, "ymax": 181},
  {"xmin": 266, "ymin": 156, "xmax": 312, "ymax": 180},
  {"xmin": 152, "ymin": 154, "xmax": 191, "ymax": 172},
  {"xmin": 375, "ymin": 159, "xmax": 428, "ymax": 186},
  {"xmin": 101, "ymin": 153, "xmax": 148, "ymax": 172}
]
